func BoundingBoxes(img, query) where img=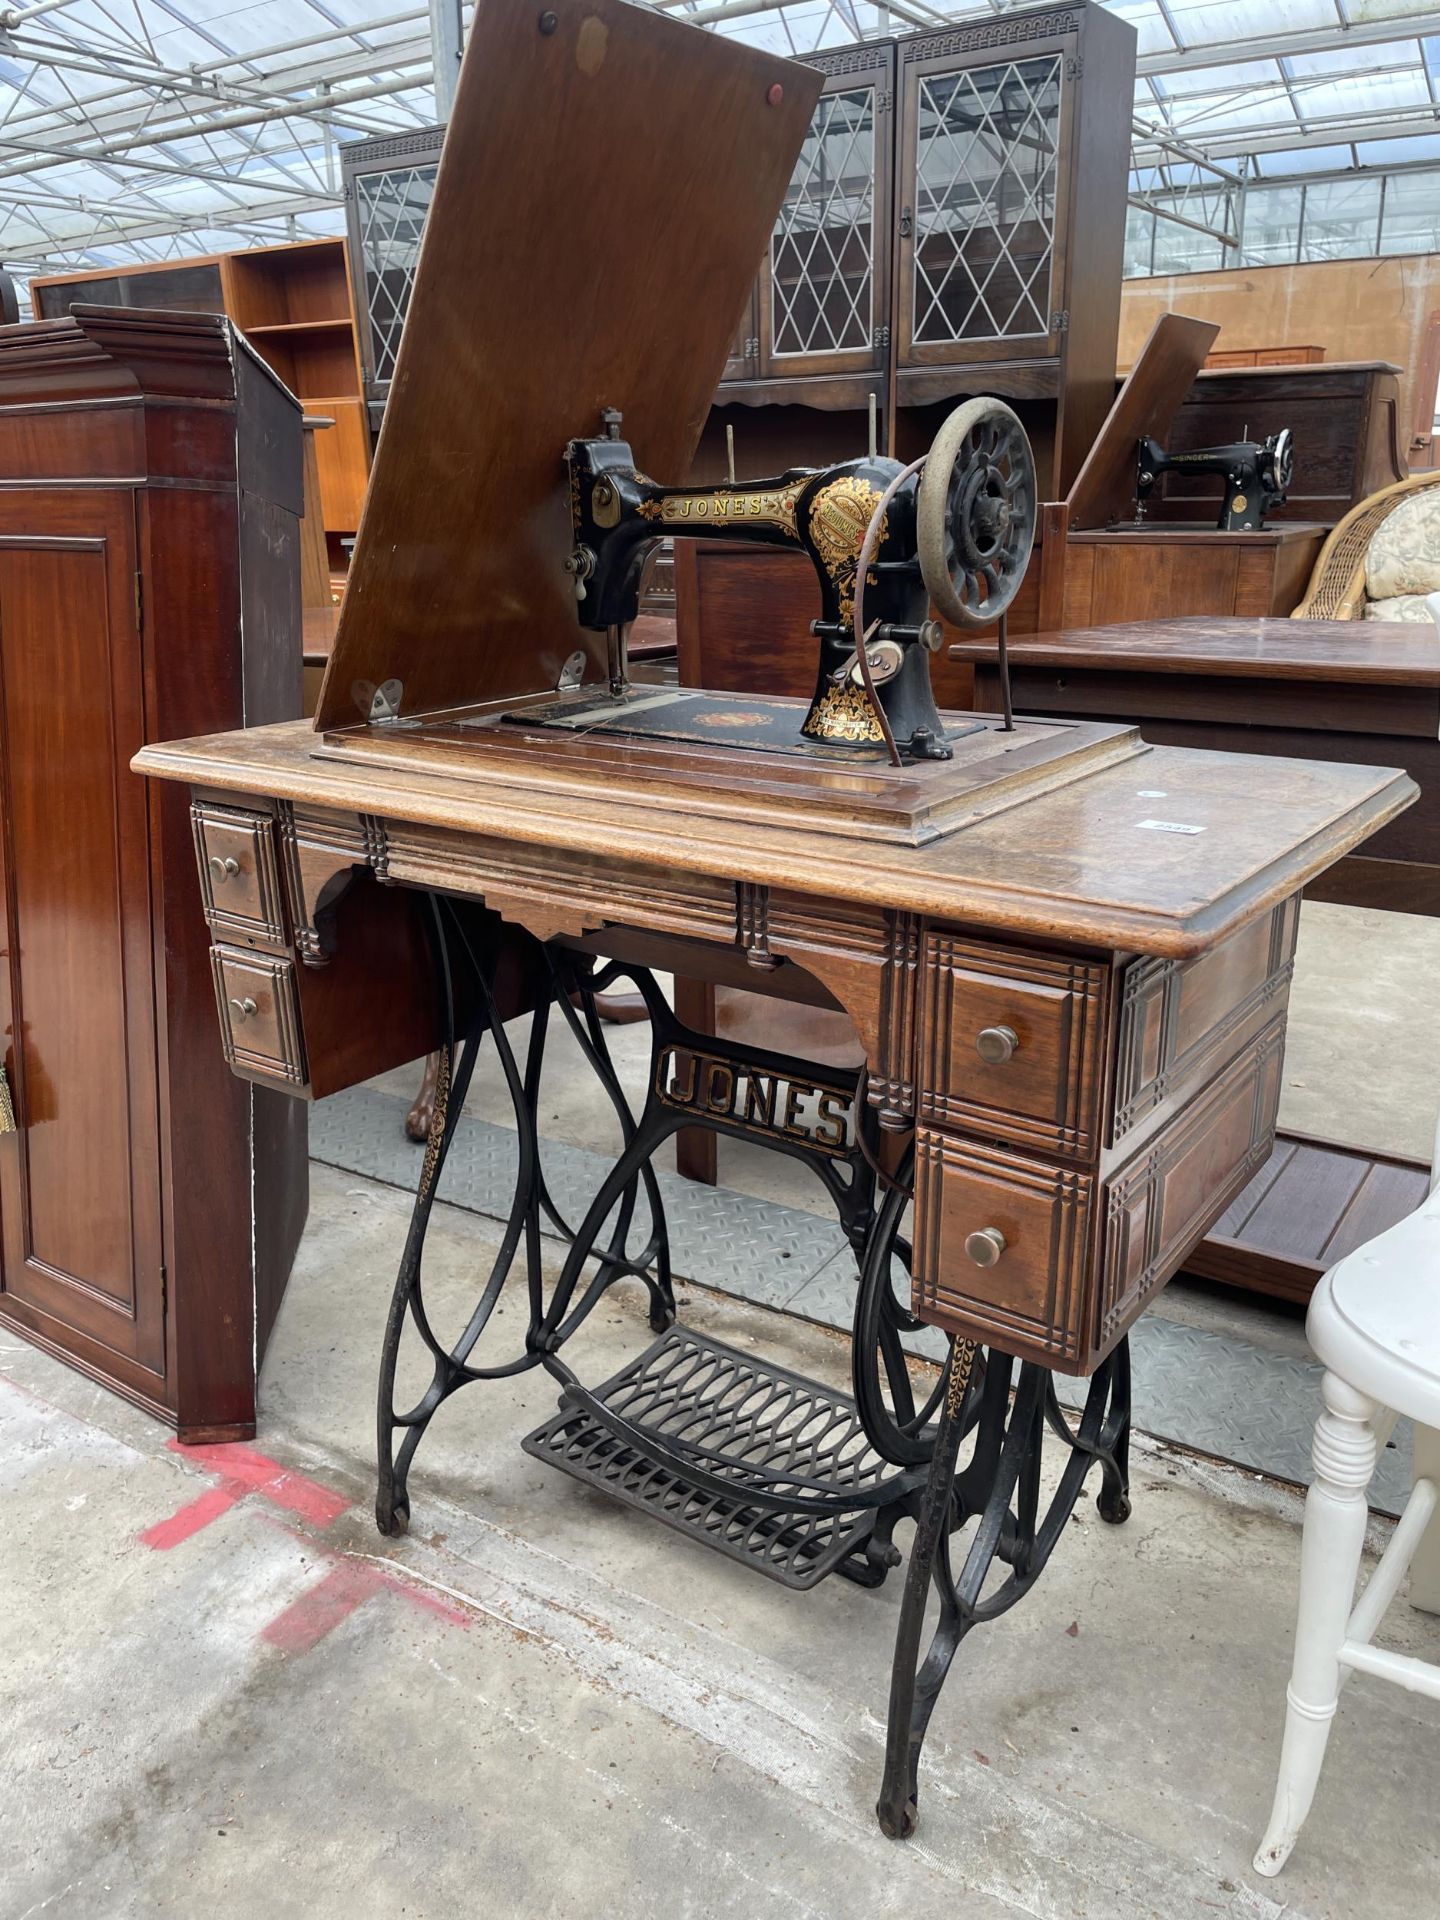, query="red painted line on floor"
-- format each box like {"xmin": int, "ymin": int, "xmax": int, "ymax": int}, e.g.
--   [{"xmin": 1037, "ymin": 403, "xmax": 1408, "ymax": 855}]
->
[
  {"xmin": 260, "ymin": 1560, "xmax": 386, "ymax": 1655},
  {"xmin": 138, "ymin": 1484, "xmax": 240, "ymax": 1550},
  {"xmin": 167, "ymin": 1439, "xmax": 352, "ymax": 1527}
]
